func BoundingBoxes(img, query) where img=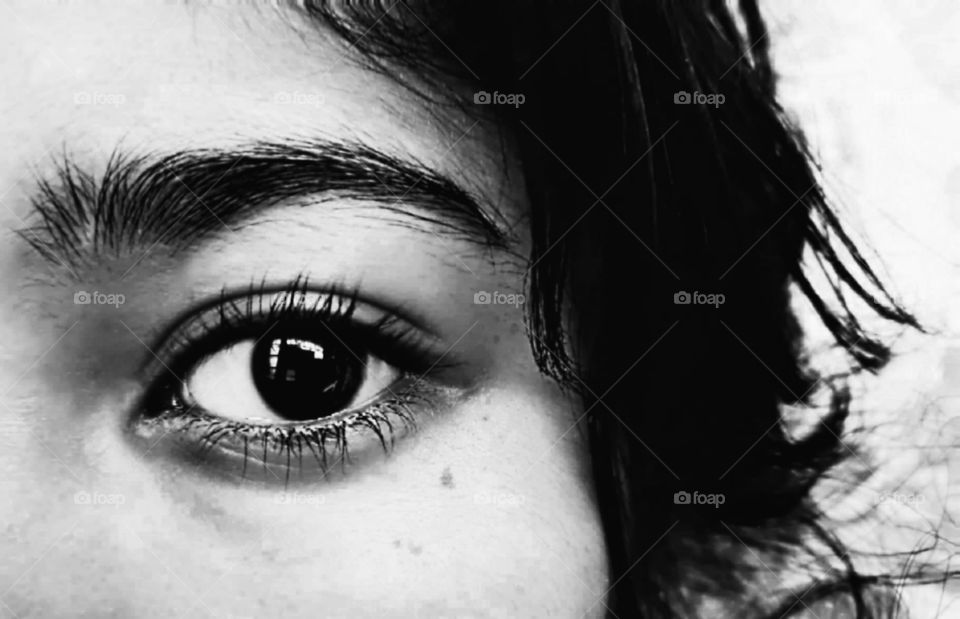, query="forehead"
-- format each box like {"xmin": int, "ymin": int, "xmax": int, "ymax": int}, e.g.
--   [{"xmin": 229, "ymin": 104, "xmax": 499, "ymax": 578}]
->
[{"xmin": 0, "ymin": 1, "xmax": 512, "ymax": 213}]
